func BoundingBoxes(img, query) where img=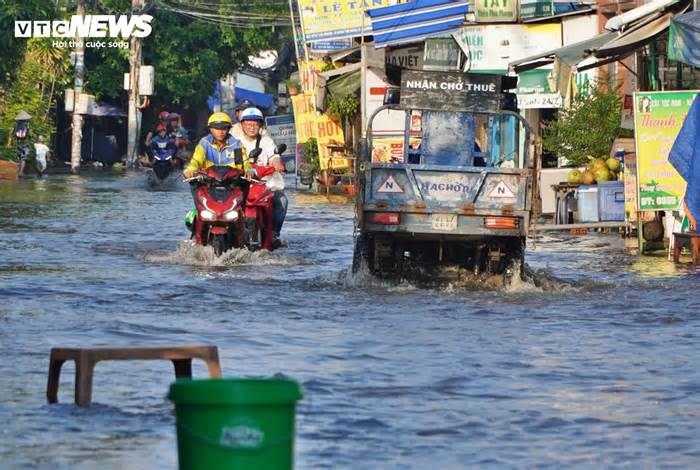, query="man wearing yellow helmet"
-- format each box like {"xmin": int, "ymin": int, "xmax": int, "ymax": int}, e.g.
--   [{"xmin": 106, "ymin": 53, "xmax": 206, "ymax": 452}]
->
[{"xmin": 183, "ymin": 112, "xmax": 248, "ymax": 178}]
